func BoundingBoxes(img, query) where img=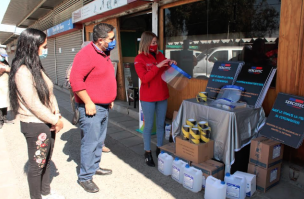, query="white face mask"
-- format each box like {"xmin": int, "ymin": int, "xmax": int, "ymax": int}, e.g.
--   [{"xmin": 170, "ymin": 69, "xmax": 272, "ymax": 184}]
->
[{"xmin": 0, "ymin": 56, "xmax": 4, "ymax": 62}]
